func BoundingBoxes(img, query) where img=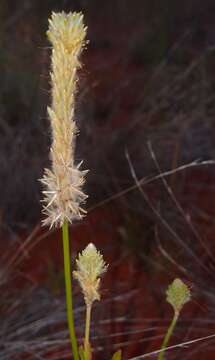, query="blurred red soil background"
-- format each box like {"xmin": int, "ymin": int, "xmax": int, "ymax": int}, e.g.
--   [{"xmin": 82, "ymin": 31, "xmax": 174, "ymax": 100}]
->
[
  {"xmin": 1, "ymin": 0, "xmax": 215, "ymax": 359},
  {"xmin": 4, "ymin": 170, "xmax": 215, "ymax": 360}
]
